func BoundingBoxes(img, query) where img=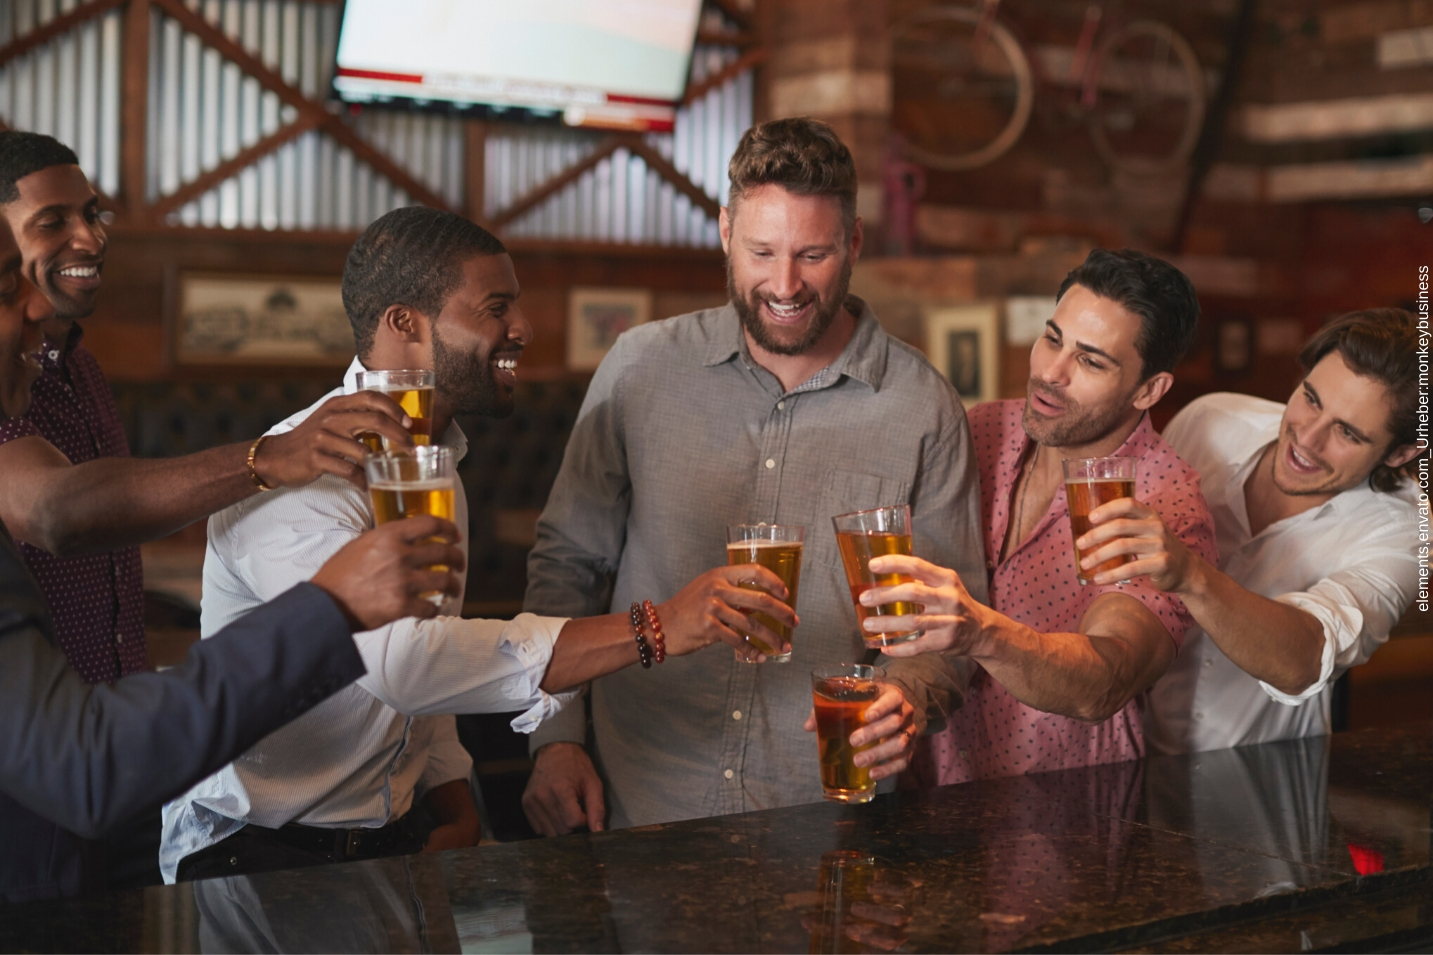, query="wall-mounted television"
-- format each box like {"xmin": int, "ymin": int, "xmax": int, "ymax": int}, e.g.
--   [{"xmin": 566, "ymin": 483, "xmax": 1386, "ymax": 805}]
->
[{"xmin": 332, "ymin": 0, "xmax": 704, "ymax": 132}]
